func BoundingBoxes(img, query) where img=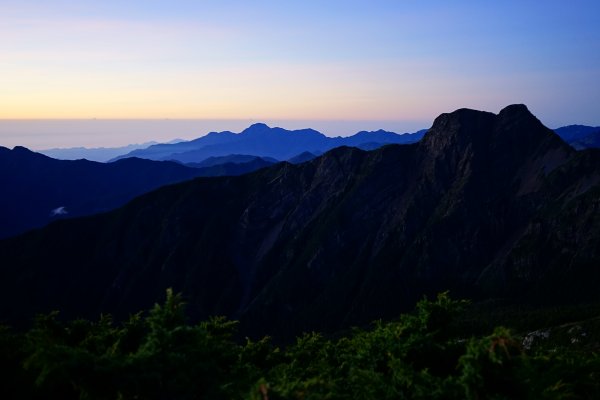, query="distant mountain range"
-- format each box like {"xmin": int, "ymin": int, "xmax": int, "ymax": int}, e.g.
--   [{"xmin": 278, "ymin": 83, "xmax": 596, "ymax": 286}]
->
[
  {"xmin": 1, "ymin": 127, "xmax": 428, "ymax": 239},
  {"xmin": 2, "ymin": 105, "xmax": 599, "ymax": 340},
  {"xmin": 39, "ymin": 142, "xmax": 159, "ymax": 162},
  {"xmin": 554, "ymin": 124, "xmax": 600, "ymax": 142},
  {"xmin": 111, "ymin": 124, "xmax": 428, "ymax": 163},
  {"xmin": 35, "ymin": 123, "xmax": 599, "ymax": 167},
  {"xmin": 0, "ymin": 147, "xmax": 275, "ymax": 239},
  {"xmin": 554, "ymin": 125, "xmax": 600, "ymax": 150}
]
